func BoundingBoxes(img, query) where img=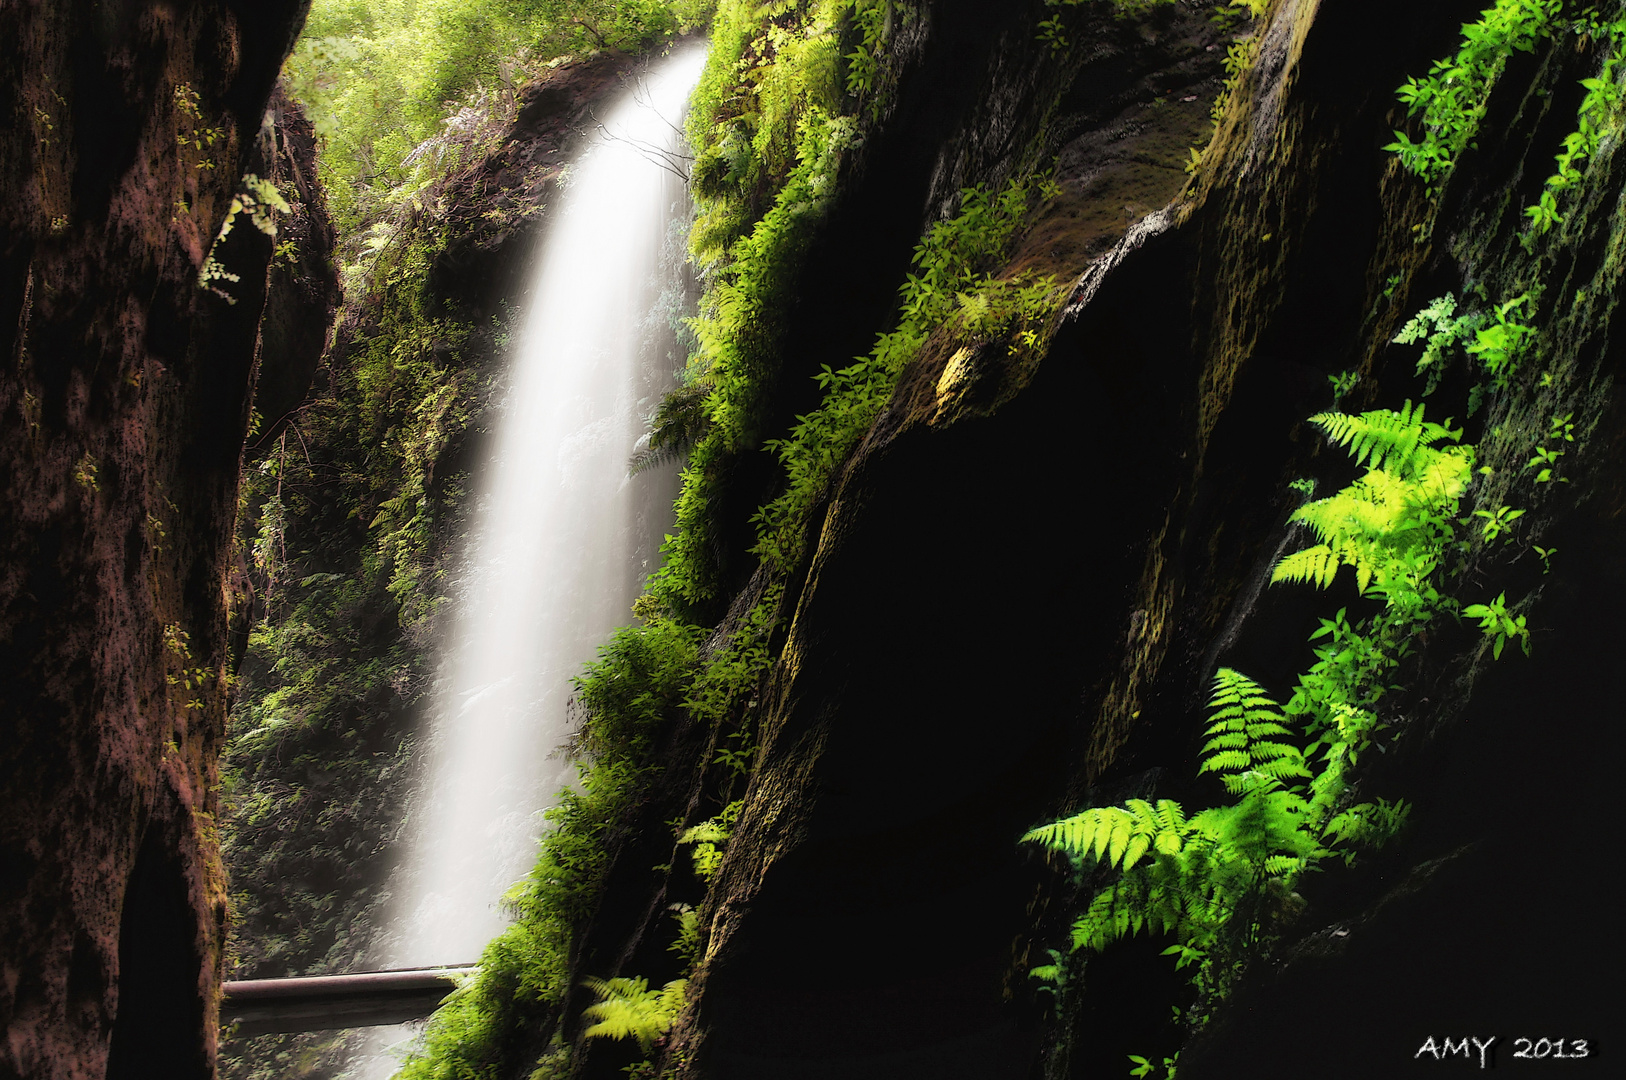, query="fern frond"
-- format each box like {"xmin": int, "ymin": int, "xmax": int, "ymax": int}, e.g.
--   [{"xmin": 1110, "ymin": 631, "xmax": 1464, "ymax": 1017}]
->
[
  {"xmin": 1047, "ymin": 670, "xmax": 1328, "ymax": 967},
  {"xmin": 1263, "ymin": 854, "xmax": 1305, "ymax": 875},
  {"xmin": 1416, "ymin": 468, "xmax": 1473, "ymax": 519},
  {"xmin": 581, "ymin": 975, "xmax": 688, "ymax": 1052},
  {"xmin": 1200, "ymin": 749, "xmax": 1252, "ymax": 773},
  {"xmin": 1241, "ymin": 719, "xmax": 1298, "ymax": 743},
  {"xmin": 1200, "ymin": 669, "xmax": 1310, "ymax": 788},
  {"xmin": 1025, "ymin": 807, "xmax": 1127, "ymax": 868},
  {"xmin": 1154, "ymin": 799, "xmax": 1187, "ymax": 838},
  {"xmin": 679, "ymin": 821, "xmax": 730, "ymax": 845},
  {"xmin": 1025, "ymin": 799, "xmax": 1190, "ymax": 872},
  {"xmin": 628, "ymin": 441, "xmax": 688, "ymax": 476},
  {"xmin": 1323, "ymin": 797, "xmax": 1411, "ymax": 854},
  {"xmin": 1195, "ymin": 786, "xmax": 1318, "ymax": 866},
  {"xmin": 1276, "ymin": 406, "xmax": 1471, "ymax": 605},
  {"xmin": 1270, "ymin": 545, "xmax": 1343, "ymax": 589},
  {"xmin": 1309, "ymin": 400, "xmax": 1465, "ymax": 476},
  {"xmin": 1310, "ymin": 400, "xmax": 1432, "ymax": 474}
]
